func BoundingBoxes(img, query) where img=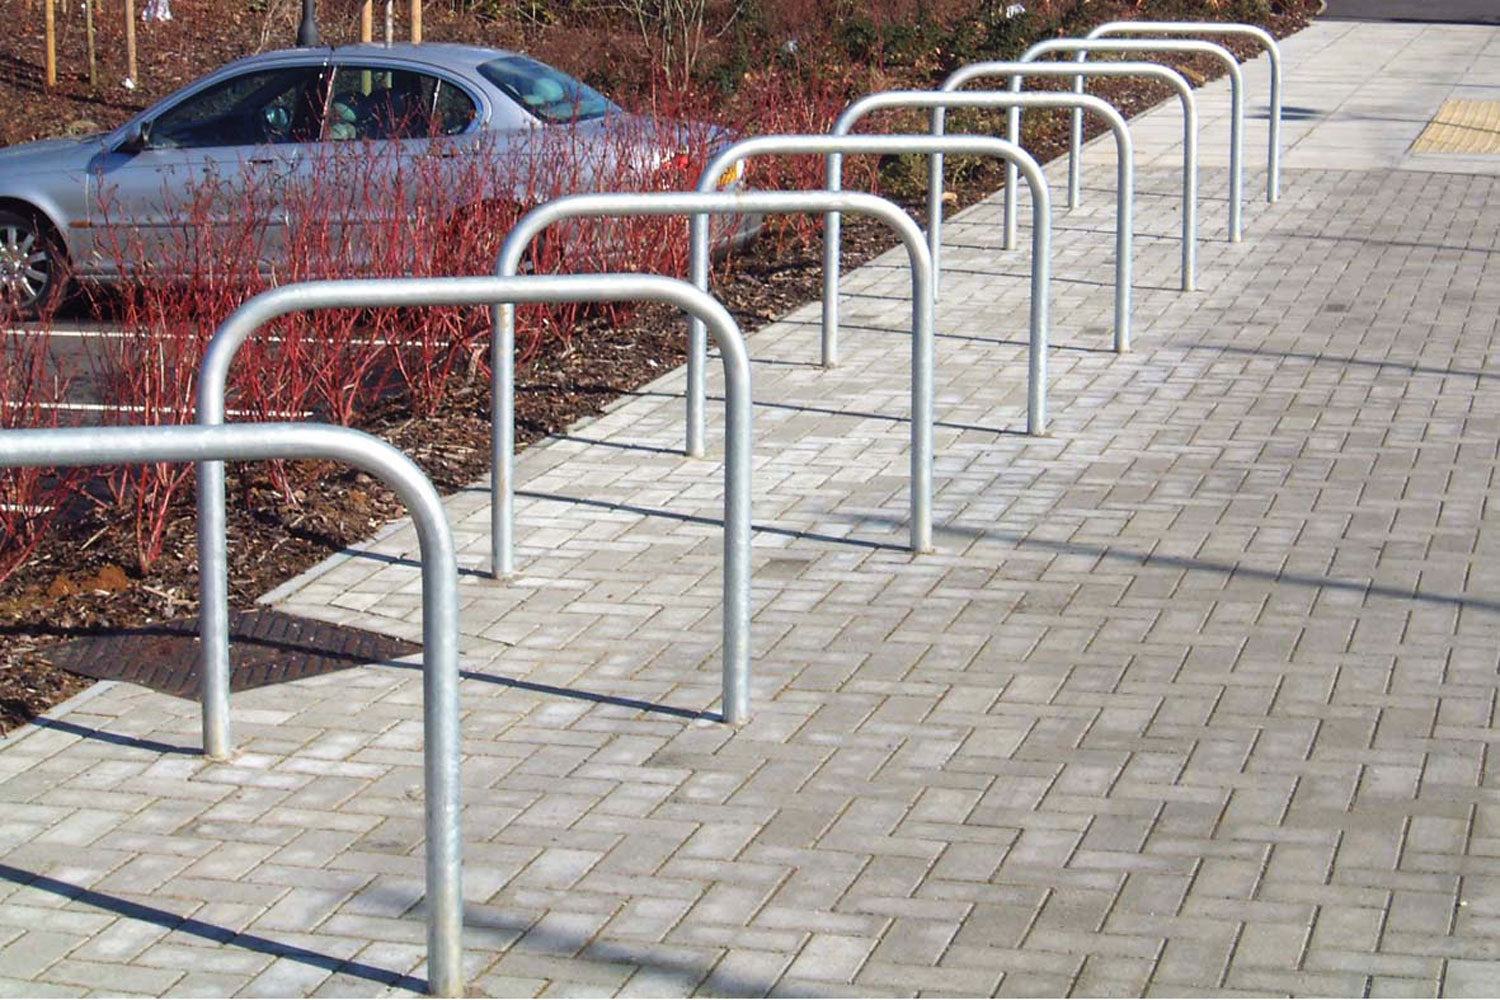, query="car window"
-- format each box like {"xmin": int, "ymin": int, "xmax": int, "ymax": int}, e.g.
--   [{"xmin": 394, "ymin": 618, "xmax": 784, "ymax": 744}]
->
[
  {"xmin": 476, "ymin": 55, "xmax": 615, "ymax": 124},
  {"xmin": 149, "ymin": 67, "xmax": 328, "ymax": 149},
  {"xmin": 326, "ymin": 67, "xmax": 477, "ymax": 141}
]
